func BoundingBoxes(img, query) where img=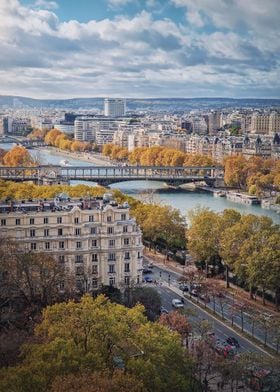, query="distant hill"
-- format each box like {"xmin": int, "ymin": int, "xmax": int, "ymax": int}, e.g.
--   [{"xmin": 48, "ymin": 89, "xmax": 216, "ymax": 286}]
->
[{"xmin": 0, "ymin": 95, "xmax": 280, "ymax": 111}]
